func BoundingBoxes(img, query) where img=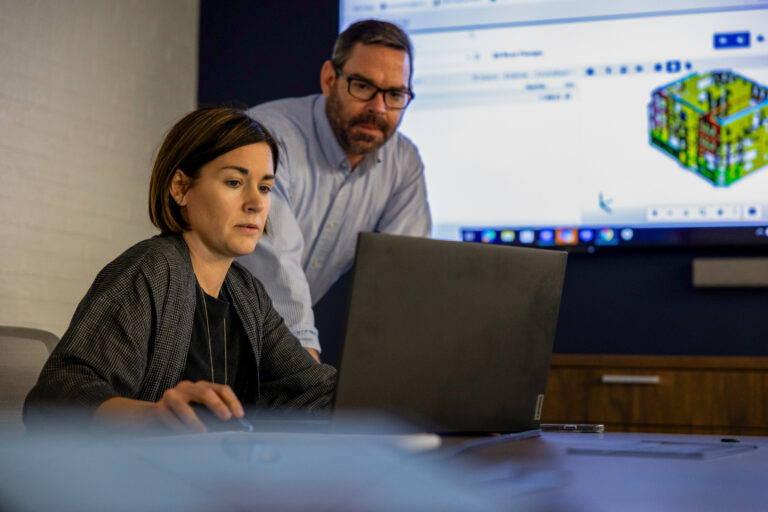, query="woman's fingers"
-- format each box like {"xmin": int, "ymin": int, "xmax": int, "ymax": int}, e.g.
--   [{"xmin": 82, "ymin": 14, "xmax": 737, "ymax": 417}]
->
[
  {"xmin": 159, "ymin": 383, "xmax": 208, "ymax": 432},
  {"xmin": 197, "ymin": 386, "xmax": 234, "ymax": 421},
  {"xmin": 153, "ymin": 400, "xmax": 192, "ymax": 434},
  {"xmin": 156, "ymin": 380, "xmax": 245, "ymax": 432},
  {"xmin": 210, "ymin": 383, "xmax": 245, "ymax": 419}
]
